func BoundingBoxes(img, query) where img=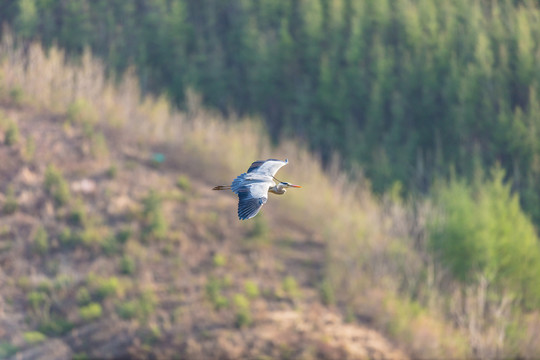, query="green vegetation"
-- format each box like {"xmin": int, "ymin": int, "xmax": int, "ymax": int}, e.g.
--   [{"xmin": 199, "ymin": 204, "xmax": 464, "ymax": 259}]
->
[
  {"xmin": 3, "ymin": 6, "xmax": 540, "ymax": 356},
  {"xmin": 79, "ymin": 302, "xmax": 102, "ymax": 322},
  {"xmin": 4, "ymin": 120, "xmax": 19, "ymax": 146},
  {"xmin": 38, "ymin": 317, "xmax": 73, "ymax": 336},
  {"xmin": 0, "ymin": 342, "xmax": 18, "ymax": 358},
  {"xmin": 319, "ymin": 279, "xmax": 335, "ymax": 306},
  {"xmin": 212, "ymin": 253, "xmax": 226, "ymax": 267},
  {"xmin": 140, "ymin": 190, "xmax": 168, "ymax": 242},
  {"xmin": 119, "ymin": 255, "xmax": 136, "ymax": 275},
  {"xmin": 3, "ymin": 185, "xmax": 18, "ymax": 215},
  {"xmin": 429, "ymin": 168, "xmax": 540, "ymax": 308},
  {"xmin": 11, "ymin": 0, "xmax": 540, "ymax": 227},
  {"xmin": 44, "ymin": 164, "xmax": 70, "ymax": 207},
  {"xmin": 88, "ymin": 275, "xmax": 122, "ymax": 300},
  {"xmin": 175, "ymin": 175, "xmax": 191, "ymax": 191},
  {"xmin": 233, "ymin": 294, "xmax": 252, "ymax": 328},
  {"xmin": 66, "ymin": 98, "xmax": 99, "ymax": 127},
  {"xmin": 22, "ymin": 331, "xmax": 46, "ymax": 345},
  {"xmin": 282, "ymin": 276, "xmax": 301, "ymax": 299},
  {"xmin": 76, "ymin": 287, "xmax": 91, "ymax": 306},
  {"xmin": 244, "ymin": 280, "xmax": 259, "ymax": 299},
  {"xmin": 205, "ymin": 277, "xmax": 228, "ymax": 310},
  {"xmin": 32, "ymin": 226, "xmax": 49, "ymax": 255},
  {"xmin": 116, "ymin": 291, "xmax": 156, "ymax": 322}
]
